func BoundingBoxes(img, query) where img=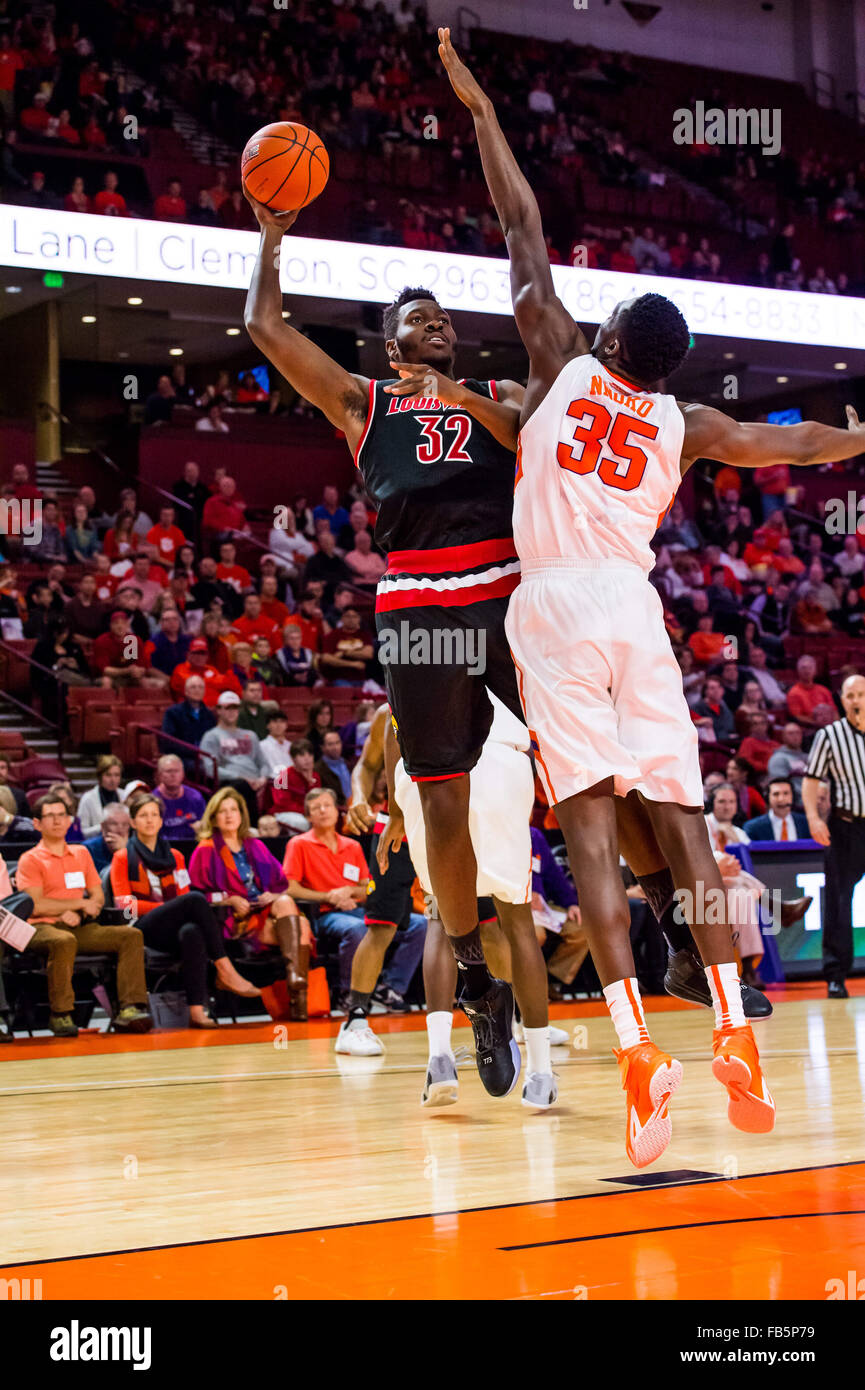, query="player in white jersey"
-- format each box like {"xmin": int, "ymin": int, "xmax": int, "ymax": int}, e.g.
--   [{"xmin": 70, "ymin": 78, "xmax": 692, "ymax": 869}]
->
[
  {"xmin": 380, "ymin": 692, "xmax": 565, "ymax": 1110},
  {"xmin": 439, "ymin": 27, "xmax": 865, "ymax": 1165}
]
